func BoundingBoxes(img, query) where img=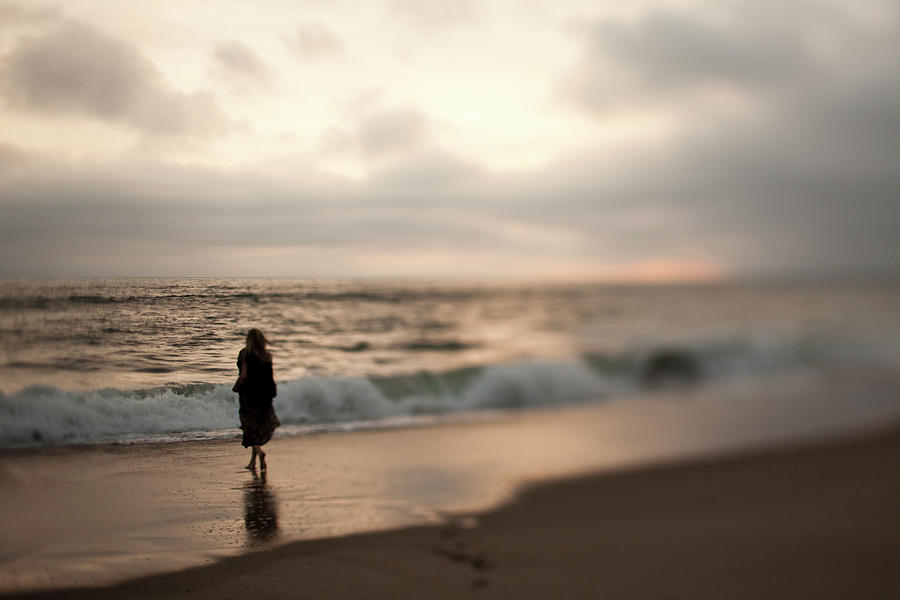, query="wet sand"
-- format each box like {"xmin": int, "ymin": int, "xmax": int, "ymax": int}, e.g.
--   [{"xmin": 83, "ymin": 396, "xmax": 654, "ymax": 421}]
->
[
  {"xmin": 6, "ymin": 418, "xmax": 900, "ymax": 599},
  {"xmin": 2, "ymin": 368, "xmax": 900, "ymax": 598}
]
